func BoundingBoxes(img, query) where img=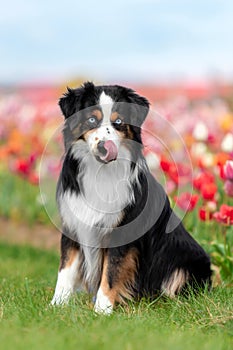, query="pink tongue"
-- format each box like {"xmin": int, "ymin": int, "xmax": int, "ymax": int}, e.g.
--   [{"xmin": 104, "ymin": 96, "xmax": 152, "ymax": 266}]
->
[{"xmin": 100, "ymin": 140, "xmax": 118, "ymax": 162}]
